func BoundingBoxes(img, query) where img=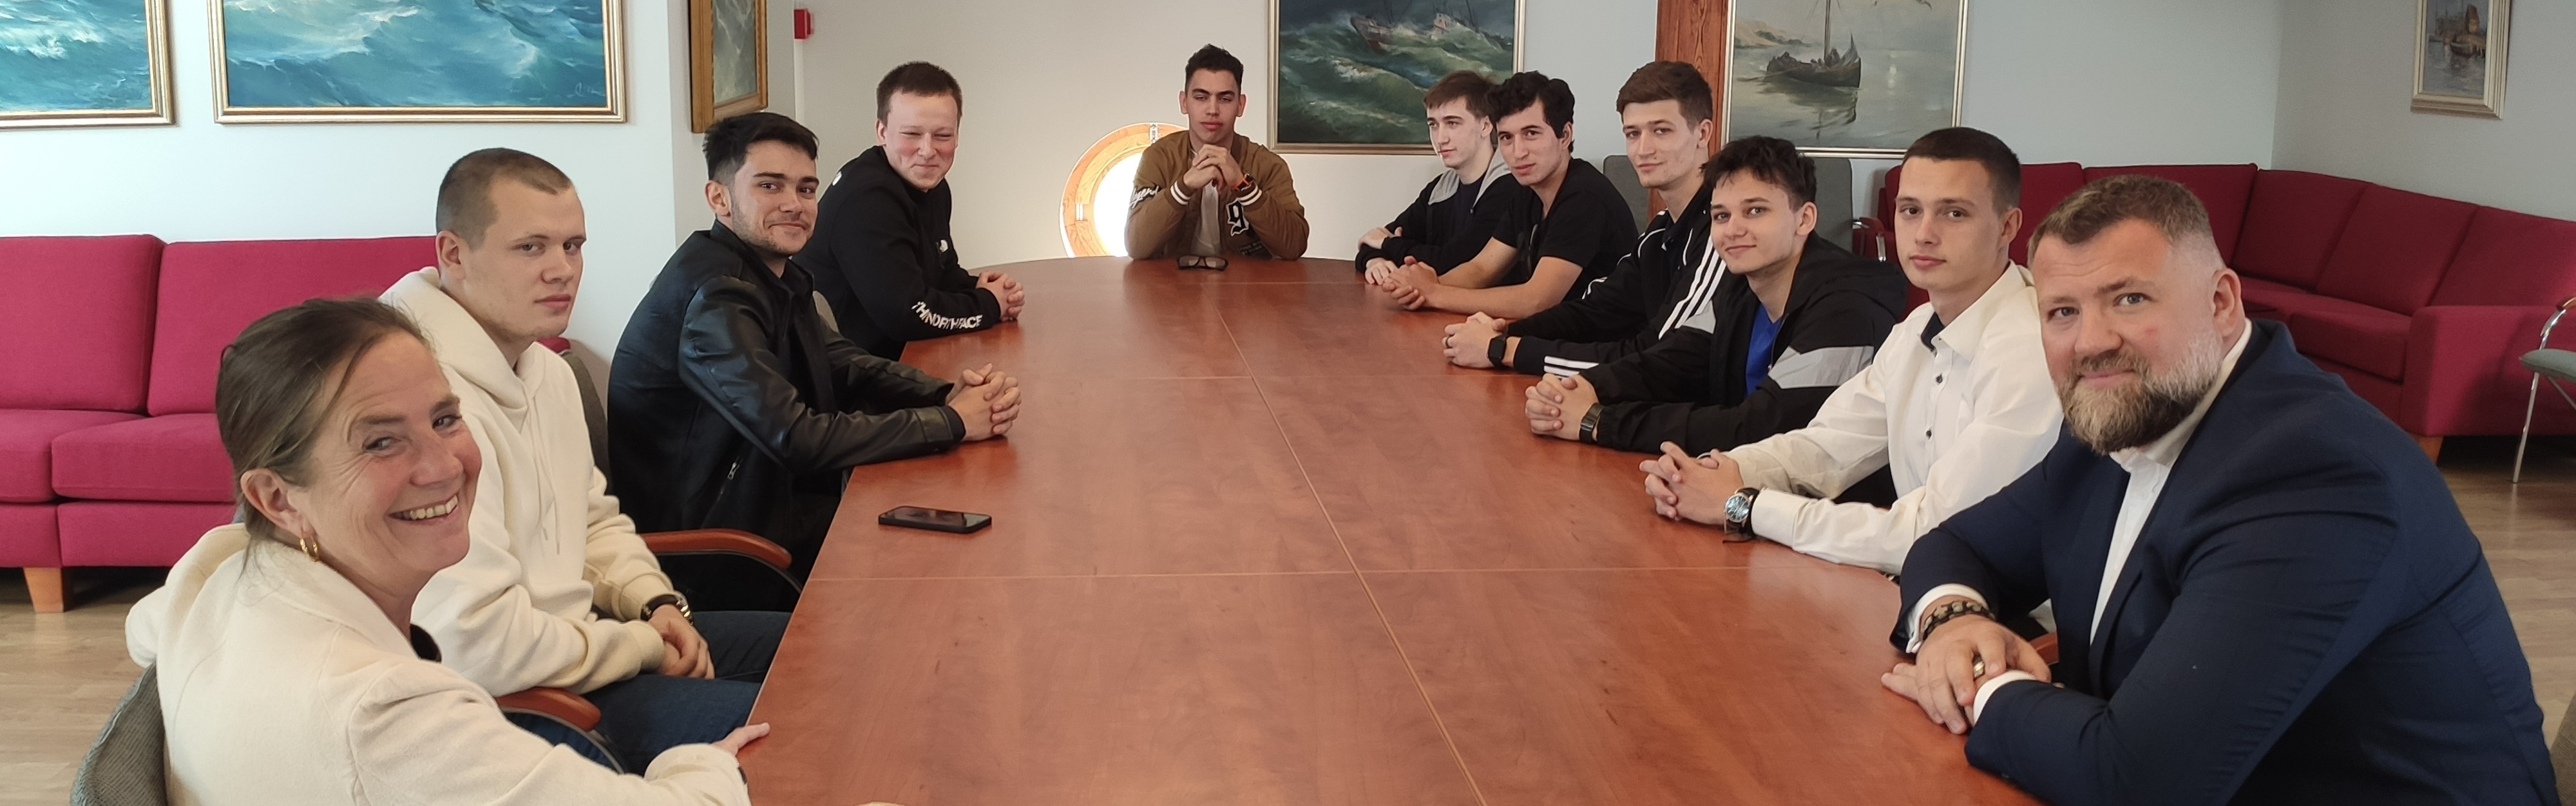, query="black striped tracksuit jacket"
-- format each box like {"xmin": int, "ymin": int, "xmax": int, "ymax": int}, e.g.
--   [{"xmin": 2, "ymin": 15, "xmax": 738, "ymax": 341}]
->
[{"xmin": 1500, "ymin": 183, "xmax": 1721, "ymax": 378}]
